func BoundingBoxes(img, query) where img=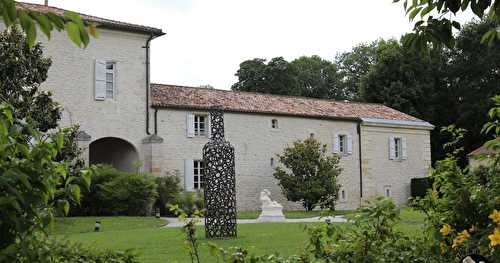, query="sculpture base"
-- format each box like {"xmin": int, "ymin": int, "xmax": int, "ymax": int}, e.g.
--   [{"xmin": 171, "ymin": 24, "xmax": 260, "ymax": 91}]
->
[{"xmin": 257, "ymin": 206, "xmax": 285, "ymax": 222}]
